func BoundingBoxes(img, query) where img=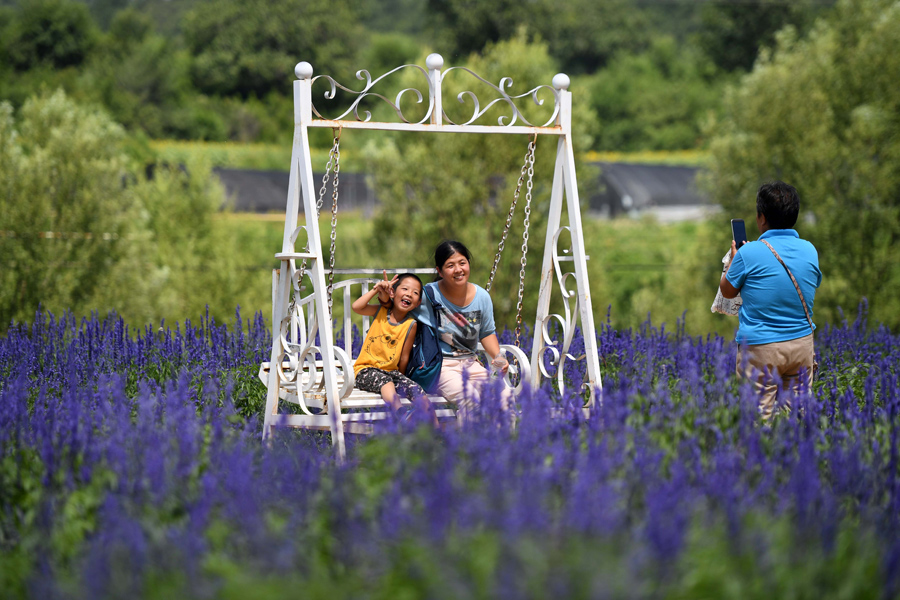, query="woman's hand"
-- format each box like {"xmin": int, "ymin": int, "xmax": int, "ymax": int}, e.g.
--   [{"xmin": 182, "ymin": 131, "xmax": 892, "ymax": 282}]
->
[
  {"xmin": 490, "ymin": 354, "xmax": 509, "ymax": 375},
  {"xmin": 481, "ymin": 334, "xmax": 508, "ymax": 375}
]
